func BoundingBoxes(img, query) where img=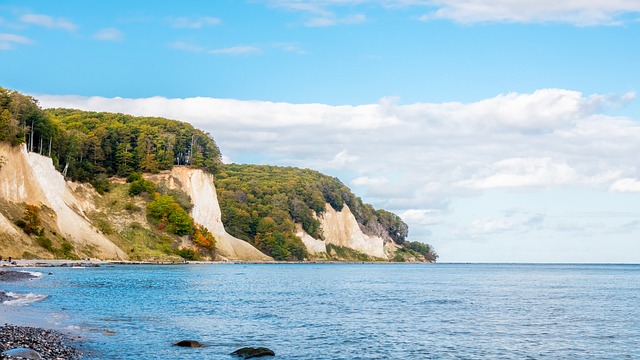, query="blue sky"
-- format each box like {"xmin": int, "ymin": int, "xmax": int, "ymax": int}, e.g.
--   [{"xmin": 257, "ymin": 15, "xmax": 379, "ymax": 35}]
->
[{"xmin": 2, "ymin": 0, "xmax": 640, "ymax": 262}]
